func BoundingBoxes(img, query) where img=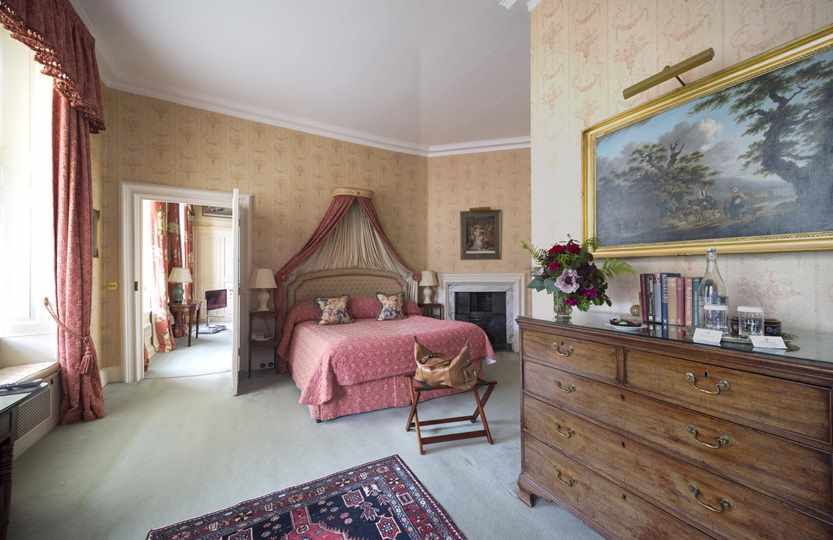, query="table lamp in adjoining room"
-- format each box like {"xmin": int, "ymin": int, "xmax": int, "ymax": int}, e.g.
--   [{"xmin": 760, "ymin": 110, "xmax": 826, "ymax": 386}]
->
[
  {"xmin": 419, "ymin": 271, "xmax": 438, "ymax": 304},
  {"xmin": 167, "ymin": 267, "xmax": 192, "ymax": 304},
  {"xmin": 251, "ymin": 268, "xmax": 278, "ymax": 312}
]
